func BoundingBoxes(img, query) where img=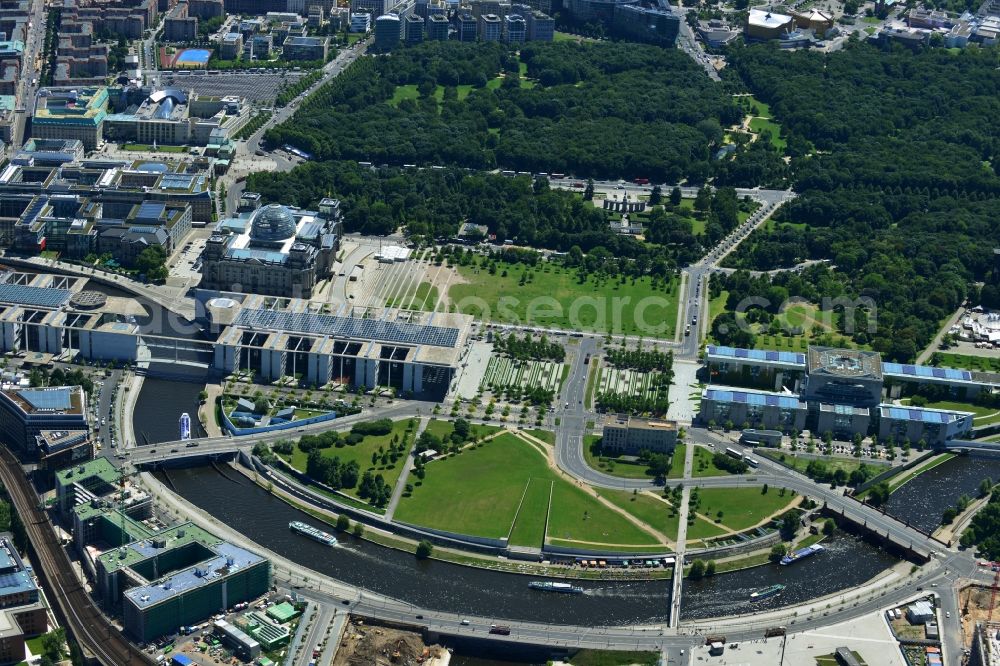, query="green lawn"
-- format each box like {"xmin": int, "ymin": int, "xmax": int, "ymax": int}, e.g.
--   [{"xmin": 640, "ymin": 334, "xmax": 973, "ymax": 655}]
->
[
  {"xmin": 395, "ymin": 432, "xmax": 543, "ymax": 538},
  {"xmin": 546, "ymin": 481, "xmax": 660, "ymax": 546},
  {"xmin": 585, "ymin": 435, "xmax": 660, "ymax": 479},
  {"xmin": 691, "ymin": 445, "xmax": 740, "ymax": 478},
  {"xmin": 278, "ymin": 419, "xmax": 414, "ymax": 502},
  {"xmin": 422, "ymin": 419, "xmax": 500, "ymax": 445},
  {"xmin": 759, "ymin": 450, "xmax": 883, "ymax": 477},
  {"xmin": 388, "ymin": 280, "xmax": 438, "ymax": 311},
  {"xmin": 397, "ymin": 432, "xmax": 657, "ymax": 546},
  {"xmin": 666, "ymin": 443, "xmax": 687, "ymax": 479},
  {"xmin": 451, "ymin": 262, "xmax": 679, "ymax": 336},
  {"xmin": 748, "ymin": 117, "xmax": 786, "ymax": 151},
  {"xmin": 122, "ymin": 143, "xmax": 188, "ymax": 153},
  {"xmin": 507, "ymin": 477, "xmax": 552, "ymax": 547},
  {"xmin": 684, "ymin": 514, "xmax": 728, "ymax": 541},
  {"xmin": 932, "ymin": 352, "xmax": 1000, "ymax": 373},
  {"xmin": 595, "ymin": 489, "xmax": 679, "ymax": 544},
  {"xmin": 387, "ymin": 84, "xmax": 420, "ymax": 106},
  {"xmin": 692, "ymin": 487, "xmax": 796, "ymax": 532},
  {"xmin": 525, "ymin": 429, "xmax": 555, "ymax": 445},
  {"xmin": 739, "ymin": 94, "xmax": 772, "ymax": 119}
]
